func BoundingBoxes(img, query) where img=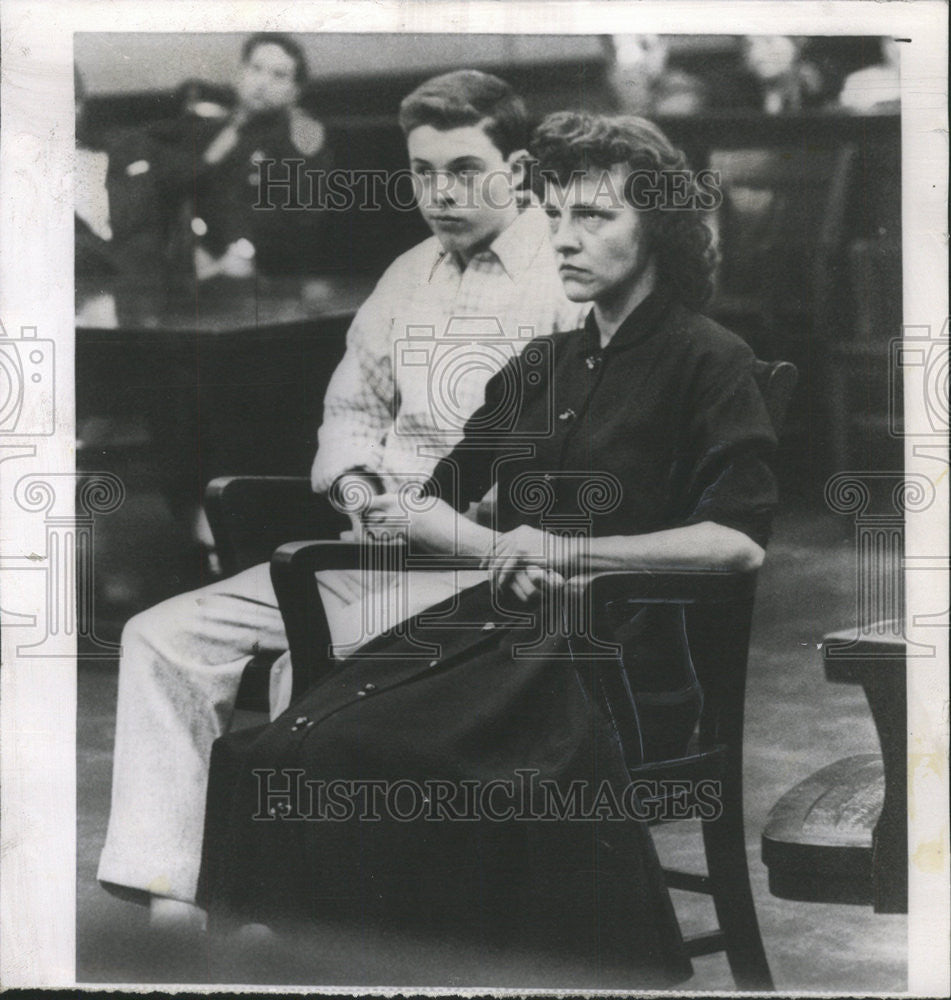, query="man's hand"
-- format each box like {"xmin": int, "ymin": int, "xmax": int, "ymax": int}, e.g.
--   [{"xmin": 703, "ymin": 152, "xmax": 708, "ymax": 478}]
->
[
  {"xmin": 202, "ymin": 108, "xmax": 250, "ymax": 166},
  {"xmin": 329, "ymin": 470, "xmax": 386, "ymax": 541},
  {"xmin": 361, "ymin": 492, "xmax": 411, "ymax": 543}
]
